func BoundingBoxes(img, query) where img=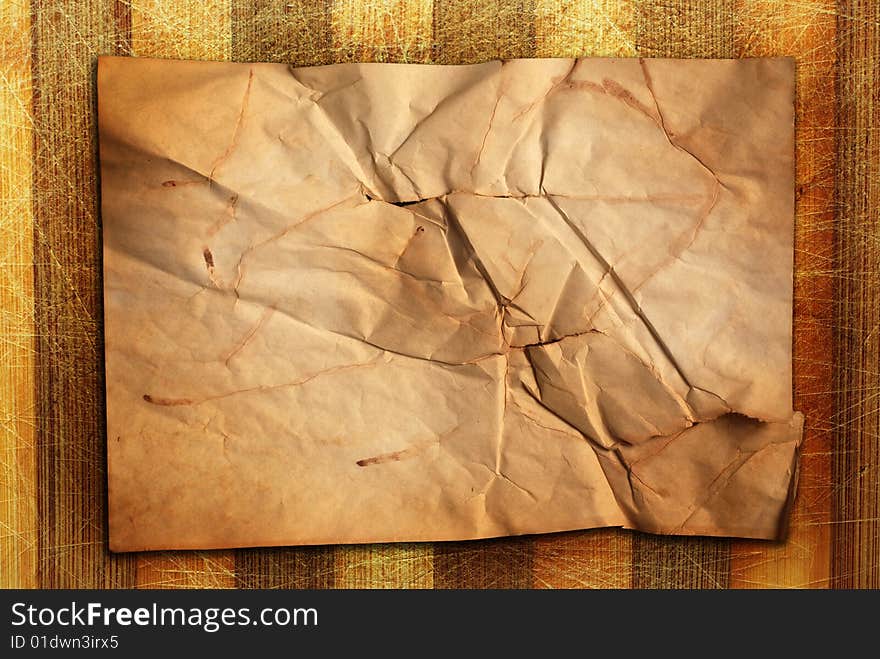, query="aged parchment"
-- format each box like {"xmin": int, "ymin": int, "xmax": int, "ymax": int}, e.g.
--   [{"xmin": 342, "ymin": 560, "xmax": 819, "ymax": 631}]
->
[{"xmin": 98, "ymin": 56, "xmax": 801, "ymax": 551}]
